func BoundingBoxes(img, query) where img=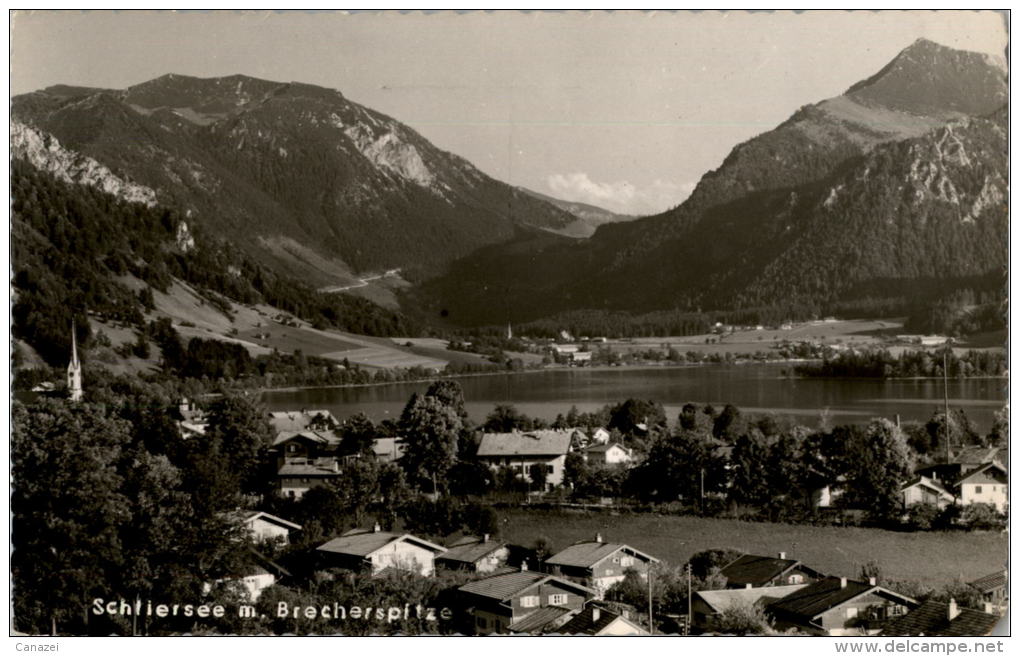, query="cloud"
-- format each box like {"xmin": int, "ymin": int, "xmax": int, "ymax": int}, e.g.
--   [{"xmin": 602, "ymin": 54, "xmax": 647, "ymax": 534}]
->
[{"xmin": 546, "ymin": 172, "xmax": 695, "ymax": 216}]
